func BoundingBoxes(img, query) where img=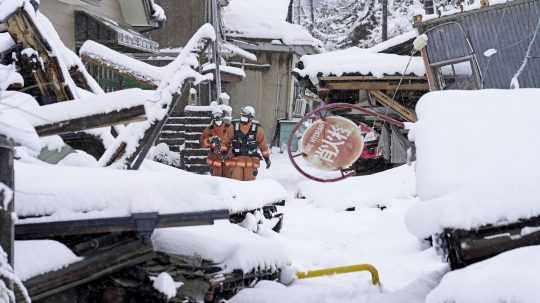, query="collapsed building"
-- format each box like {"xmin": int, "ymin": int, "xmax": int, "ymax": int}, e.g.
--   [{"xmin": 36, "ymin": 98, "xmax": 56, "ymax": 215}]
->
[{"xmin": 0, "ymin": 1, "xmax": 287, "ymax": 302}]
